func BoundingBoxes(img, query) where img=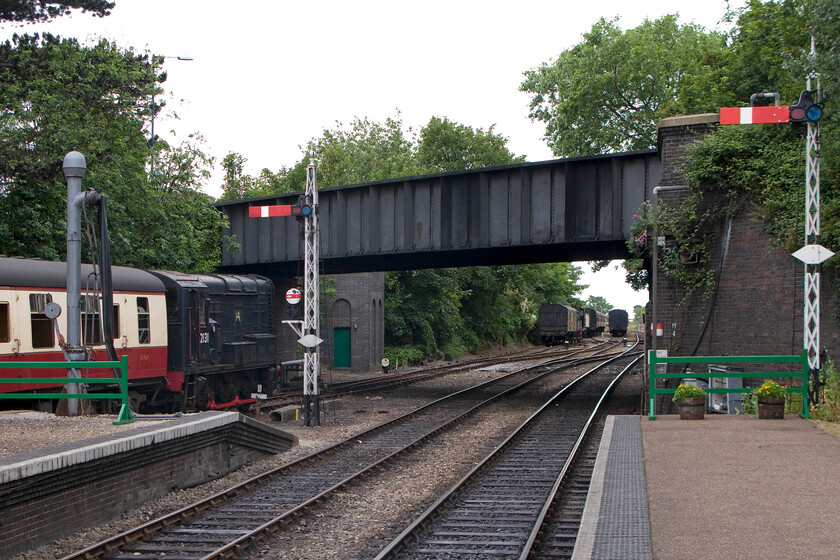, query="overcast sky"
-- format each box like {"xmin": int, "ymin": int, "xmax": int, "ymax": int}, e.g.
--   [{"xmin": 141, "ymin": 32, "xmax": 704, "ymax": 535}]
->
[{"xmin": 2, "ymin": 0, "xmax": 737, "ymax": 312}]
